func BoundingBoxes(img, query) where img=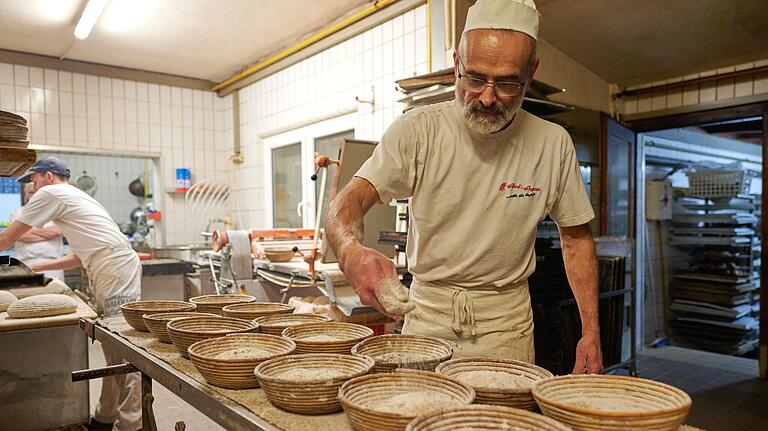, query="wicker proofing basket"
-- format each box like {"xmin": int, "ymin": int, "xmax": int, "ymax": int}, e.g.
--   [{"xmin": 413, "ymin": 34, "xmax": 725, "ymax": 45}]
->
[
  {"xmin": 188, "ymin": 333, "xmax": 296, "ymax": 389},
  {"xmin": 142, "ymin": 312, "xmax": 218, "ymax": 343},
  {"xmin": 120, "ymin": 301, "xmax": 197, "ymax": 332},
  {"xmin": 189, "ymin": 294, "xmax": 256, "ymax": 315},
  {"xmin": 253, "ymin": 313, "xmax": 332, "ymax": 336},
  {"xmin": 221, "ymin": 302, "xmax": 295, "ymax": 320},
  {"xmin": 282, "ymin": 321, "xmax": 374, "ymax": 354},
  {"xmin": 351, "ymin": 334, "xmax": 454, "ymax": 373},
  {"xmin": 532, "ymin": 375, "xmax": 691, "ymax": 431},
  {"xmin": 405, "ymin": 404, "xmax": 573, "ymax": 431},
  {"xmin": 435, "ymin": 357, "xmax": 554, "ymax": 410},
  {"xmin": 255, "ymin": 353, "xmax": 375, "ymax": 414},
  {"xmin": 166, "ymin": 316, "xmax": 258, "ymax": 358},
  {"xmin": 339, "ymin": 368, "xmax": 476, "ymax": 431}
]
